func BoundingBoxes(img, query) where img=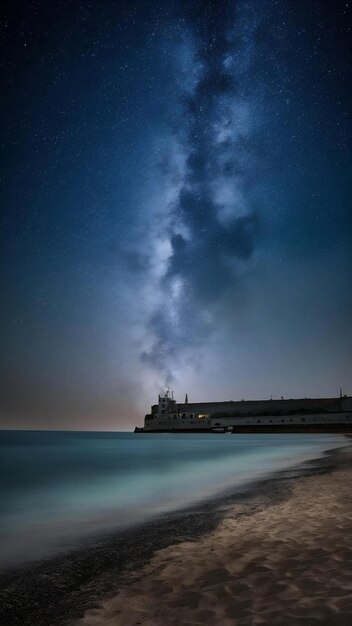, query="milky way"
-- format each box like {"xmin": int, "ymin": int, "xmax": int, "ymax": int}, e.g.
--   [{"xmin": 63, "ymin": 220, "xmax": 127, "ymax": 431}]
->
[
  {"xmin": 1, "ymin": 0, "xmax": 351, "ymax": 429},
  {"xmin": 141, "ymin": 1, "xmax": 260, "ymax": 381}
]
